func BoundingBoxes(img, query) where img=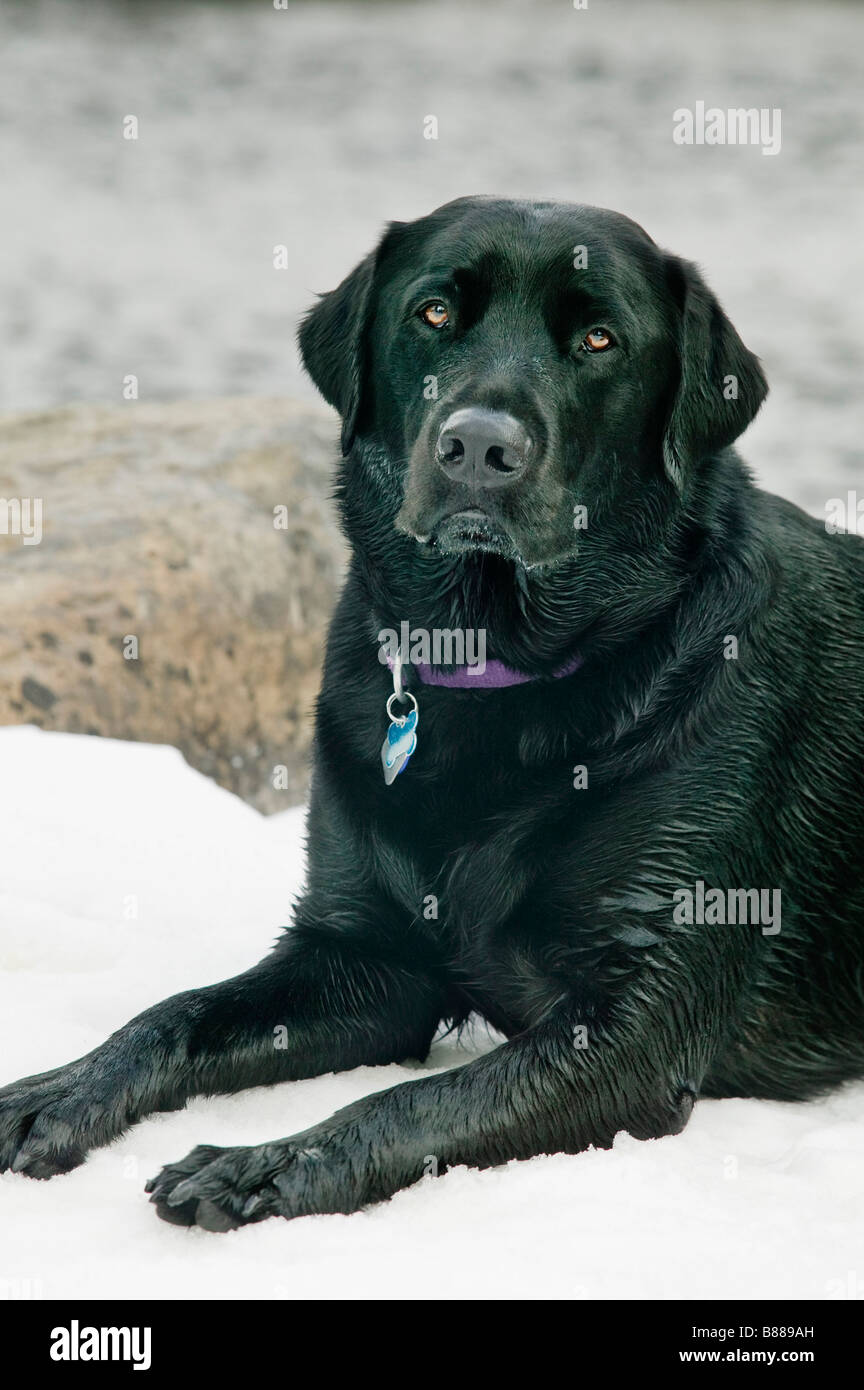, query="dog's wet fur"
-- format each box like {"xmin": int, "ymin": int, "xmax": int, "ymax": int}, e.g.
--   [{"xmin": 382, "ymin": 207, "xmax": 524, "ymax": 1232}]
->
[{"xmin": 3, "ymin": 197, "xmax": 864, "ymax": 1230}]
